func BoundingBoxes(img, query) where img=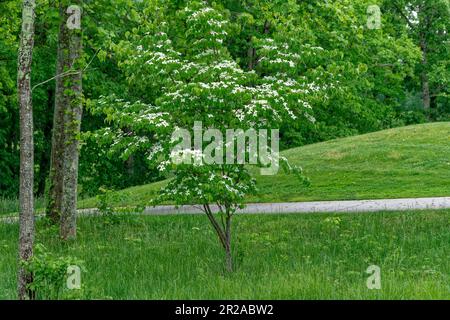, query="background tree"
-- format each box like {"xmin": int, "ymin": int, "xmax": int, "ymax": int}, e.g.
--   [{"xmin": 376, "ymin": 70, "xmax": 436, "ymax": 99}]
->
[
  {"xmin": 1, "ymin": 0, "xmax": 59, "ymax": 200},
  {"xmin": 388, "ymin": 0, "xmax": 449, "ymax": 113},
  {"xmin": 17, "ymin": 0, "xmax": 36, "ymax": 300},
  {"xmin": 0, "ymin": 0, "xmax": 21, "ymax": 198}
]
